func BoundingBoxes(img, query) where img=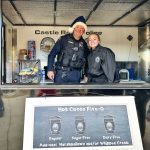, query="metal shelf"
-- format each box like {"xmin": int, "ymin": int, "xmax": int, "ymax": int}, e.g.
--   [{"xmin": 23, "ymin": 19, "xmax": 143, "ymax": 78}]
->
[{"xmin": 18, "ymin": 59, "xmax": 41, "ymax": 83}]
